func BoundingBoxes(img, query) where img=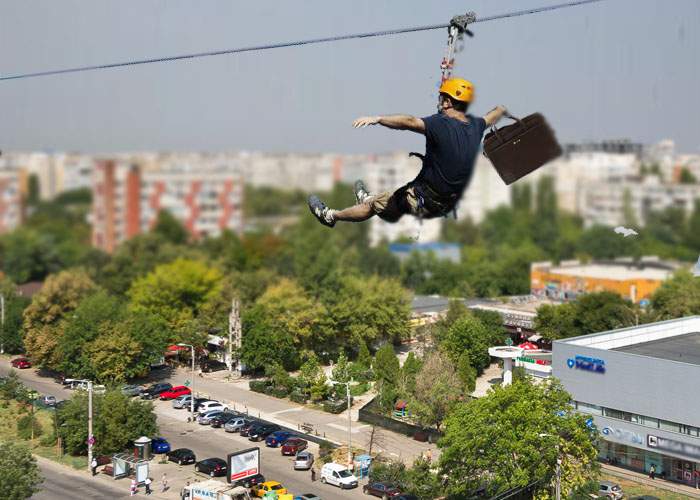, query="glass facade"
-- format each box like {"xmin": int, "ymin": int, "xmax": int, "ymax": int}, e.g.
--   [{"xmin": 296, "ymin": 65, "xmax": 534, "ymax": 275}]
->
[{"xmin": 575, "ymin": 401, "xmax": 700, "ymax": 437}]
